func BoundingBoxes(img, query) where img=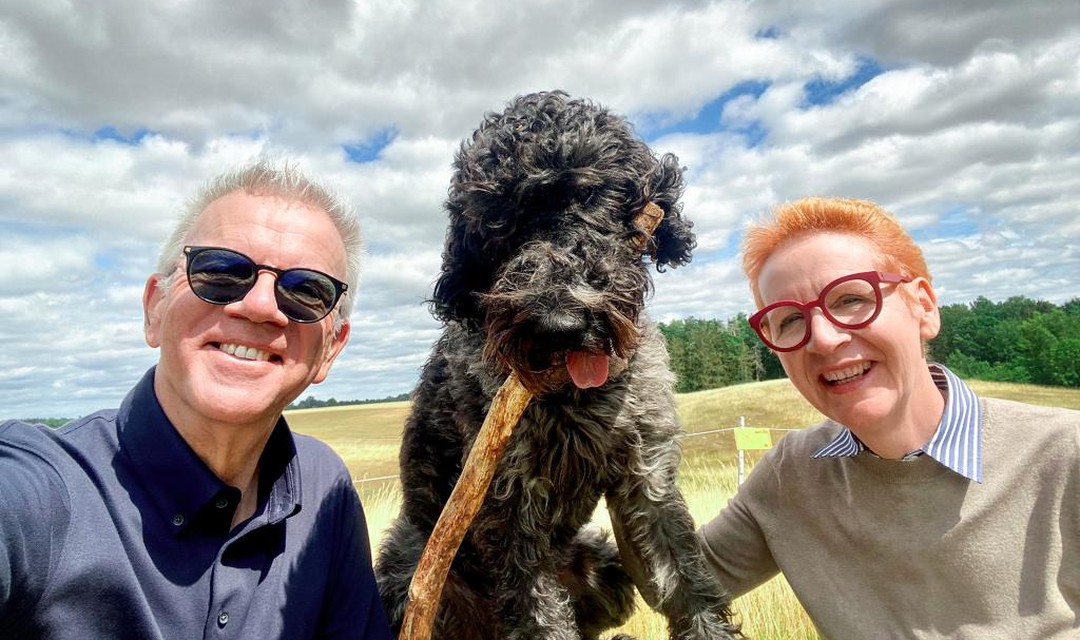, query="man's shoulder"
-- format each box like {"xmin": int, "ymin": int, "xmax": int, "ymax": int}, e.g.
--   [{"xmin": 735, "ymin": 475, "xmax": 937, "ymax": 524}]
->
[
  {"xmin": 1, "ymin": 419, "xmax": 64, "ymax": 459},
  {"xmin": 289, "ymin": 431, "xmax": 353, "ymax": 483},
  {"xmin": 1, "ymin": 413, "xmax": 123, "ymax": 493},
  {"xmin": 0, "ymin": 422, "xmax": 74, "ymax": 528},
  {"xmin": 2, "ymin": 411, "xmax": 119, "ymax": 455},
  {"xmin": 283, "ymin": 432, "xmax": 365, "ymax": 529},
  {"xmin": 2, "ymin": 410, "xmax": 119, "ymax": 438},
  {"xmin": 291, "ymin": 430, "xmax": 344, "ymax": 459}
]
